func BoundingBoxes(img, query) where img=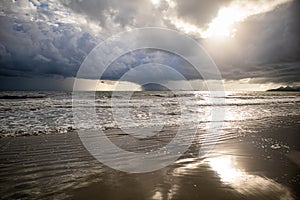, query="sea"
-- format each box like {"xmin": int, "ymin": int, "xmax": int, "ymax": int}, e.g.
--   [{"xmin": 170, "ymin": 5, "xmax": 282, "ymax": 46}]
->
[{"xmin": 0, "ymin": 91, "xmax": 299, "ymax": 137}]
